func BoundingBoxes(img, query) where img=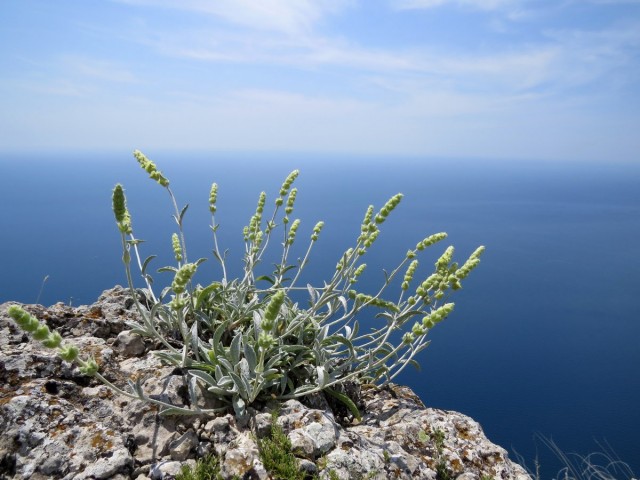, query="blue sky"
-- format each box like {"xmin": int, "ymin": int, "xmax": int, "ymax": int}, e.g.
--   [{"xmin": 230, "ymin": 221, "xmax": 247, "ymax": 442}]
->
[{"xmin": 1, "ymin": 0, "xmax": 639, "ymax": 161}]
